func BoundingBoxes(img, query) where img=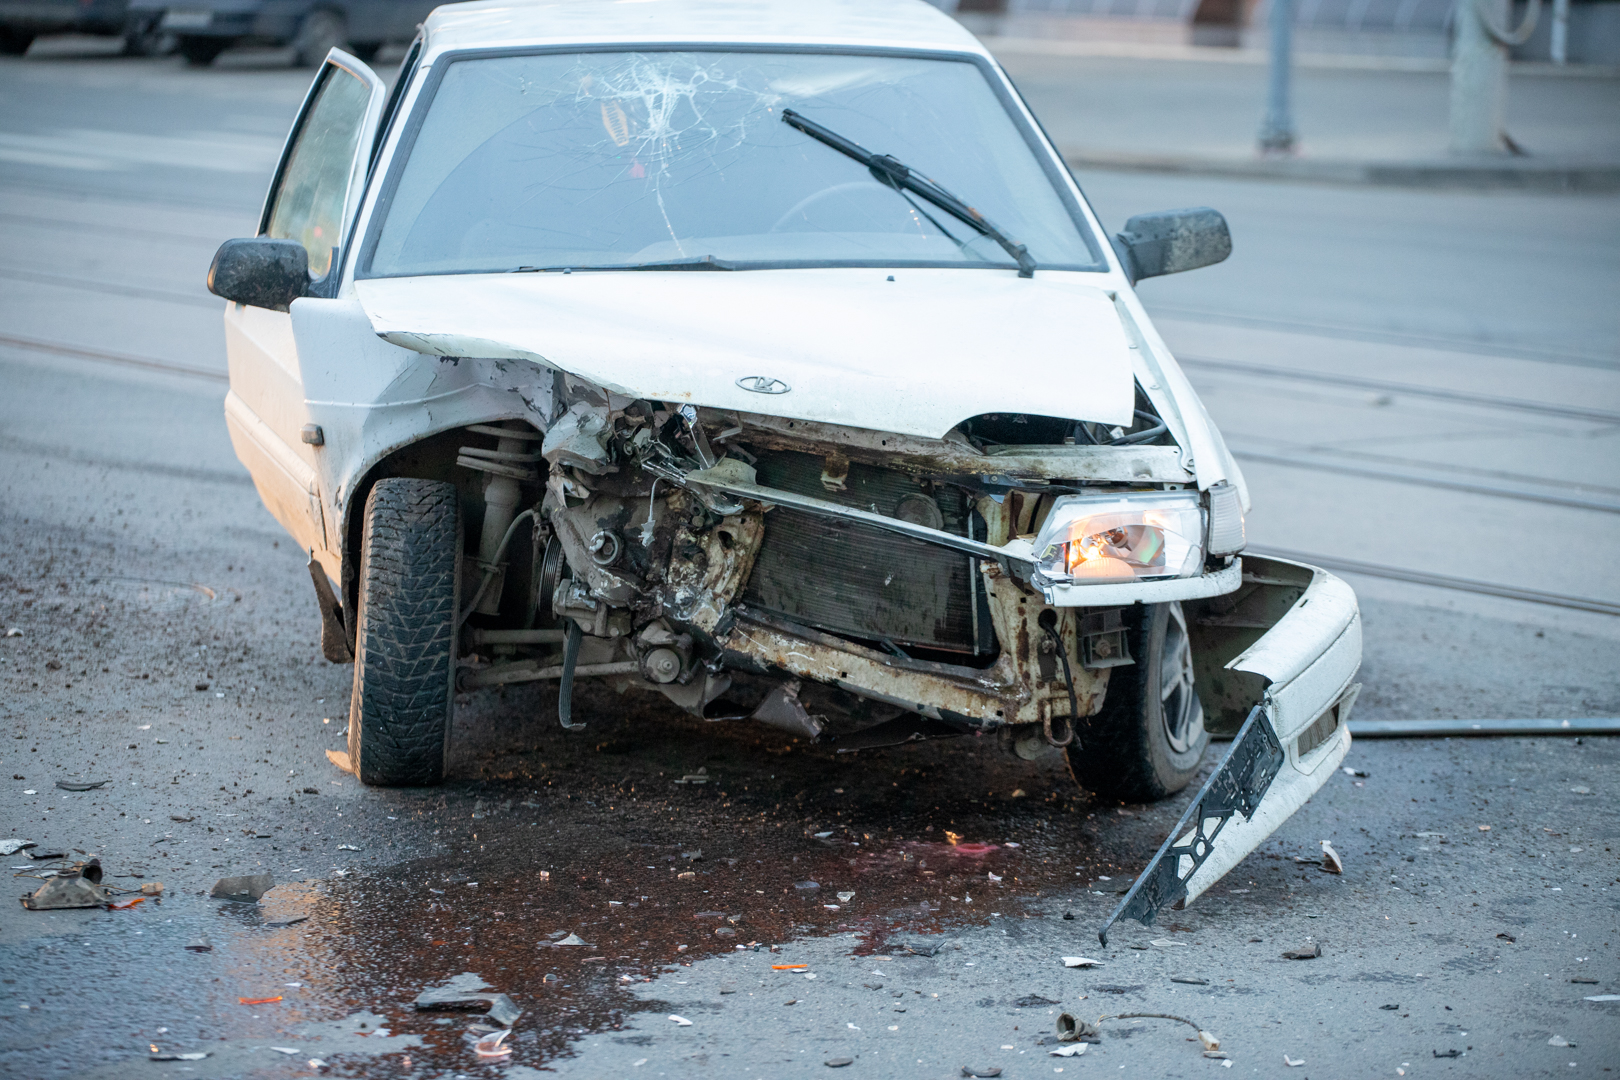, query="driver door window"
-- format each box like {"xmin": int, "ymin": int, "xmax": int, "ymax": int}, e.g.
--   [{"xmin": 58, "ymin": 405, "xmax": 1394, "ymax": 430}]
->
[{"xmin": 265, "ymin": 63, "xmax": 374, "ymax": 279}]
